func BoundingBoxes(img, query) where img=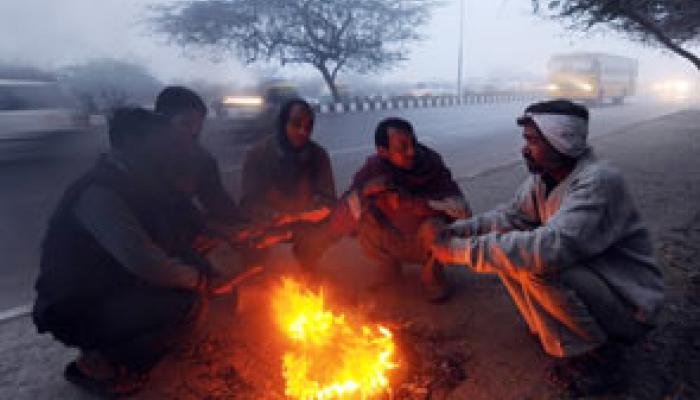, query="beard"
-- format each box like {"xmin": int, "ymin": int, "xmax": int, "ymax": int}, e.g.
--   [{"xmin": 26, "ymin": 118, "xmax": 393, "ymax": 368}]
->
[{"xmin": 524, "ymin": 154, "xmax": 543, "ymax": 174}]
